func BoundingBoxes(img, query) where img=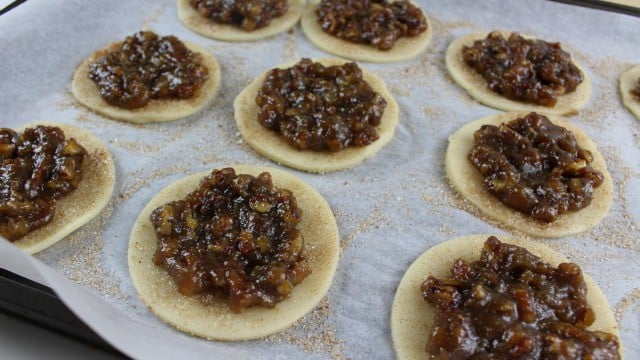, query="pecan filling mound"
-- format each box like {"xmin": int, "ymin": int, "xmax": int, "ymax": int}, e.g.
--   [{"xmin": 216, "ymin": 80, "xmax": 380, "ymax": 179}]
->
[
  {"xmin": 631, "ymin": 78, "xmax": 640, "ymax": 100},
  {"xmin": 462, "ymin": 32, "xmax": 584, "ymax": 107},
  {"xmin": 422, "ymin": 236, "xmax": 620, "ymax": 359},
  {"xmin": 0, "ymin": 126, "xmax": 87, "ymax": 241},
  {"xmin": 151, "ymin": 168, "xmax": 311, "ymax": 313},
  {"xmin": 189, "ymin": 0, "xmax": 288, "ymax": 31},
  {"xmin": 256, "ymin": 58, "xmax": 387, "ymax": 152},
  {"xmin": 88, "ymin": 31, "xmax": 209, "ymax": 109},
  {"xmin": 316, "ymin": 0, "xmax": 427, "ymax": 50},
  {"xmin": 469, "ymin": 112, "xmax": 603, "ymax": 223}
]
